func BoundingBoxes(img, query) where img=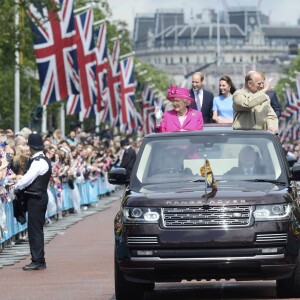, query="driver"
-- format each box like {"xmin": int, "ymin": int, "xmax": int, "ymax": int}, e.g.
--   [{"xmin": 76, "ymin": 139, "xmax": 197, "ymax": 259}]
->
[{"xmin": 225, "ymin": 145, "xmax": 264, "ymax": 176}]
